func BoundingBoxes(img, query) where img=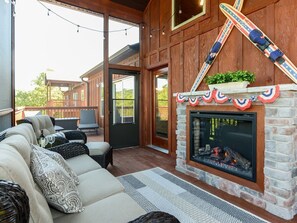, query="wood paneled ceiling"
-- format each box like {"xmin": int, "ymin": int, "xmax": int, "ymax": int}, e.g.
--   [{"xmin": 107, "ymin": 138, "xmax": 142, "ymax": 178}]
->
[{"xmin": 110, "ymin": 0, "xmax": 149, "ymax": 11}]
